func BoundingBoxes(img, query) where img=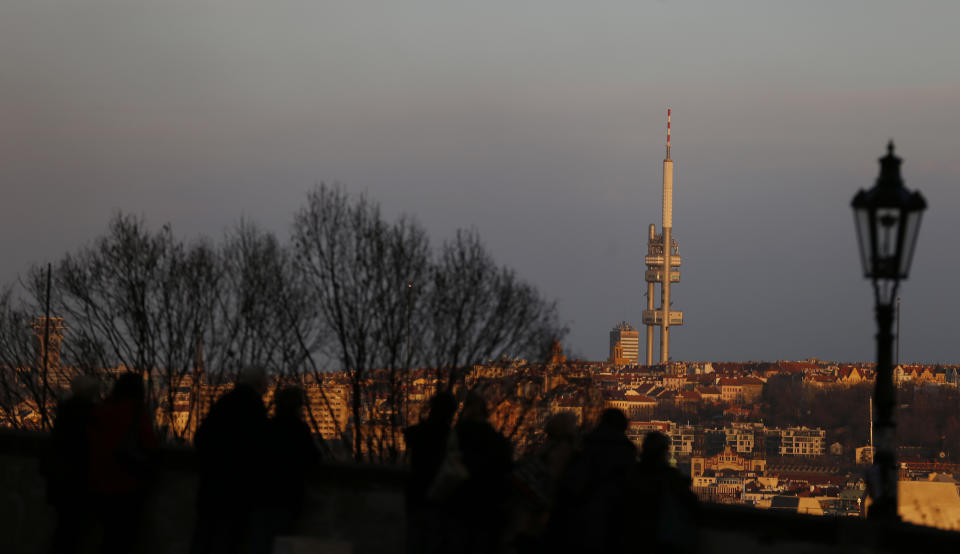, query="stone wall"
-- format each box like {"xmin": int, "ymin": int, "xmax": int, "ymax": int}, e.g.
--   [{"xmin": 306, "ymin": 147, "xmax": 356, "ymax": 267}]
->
[
  {"xmin": 0, "ymin": 431, "xmax": 404, "ymax": 554},
  {"xmin": 2, "ymin": 430, "xmax": 960, "ymax": 554}
]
